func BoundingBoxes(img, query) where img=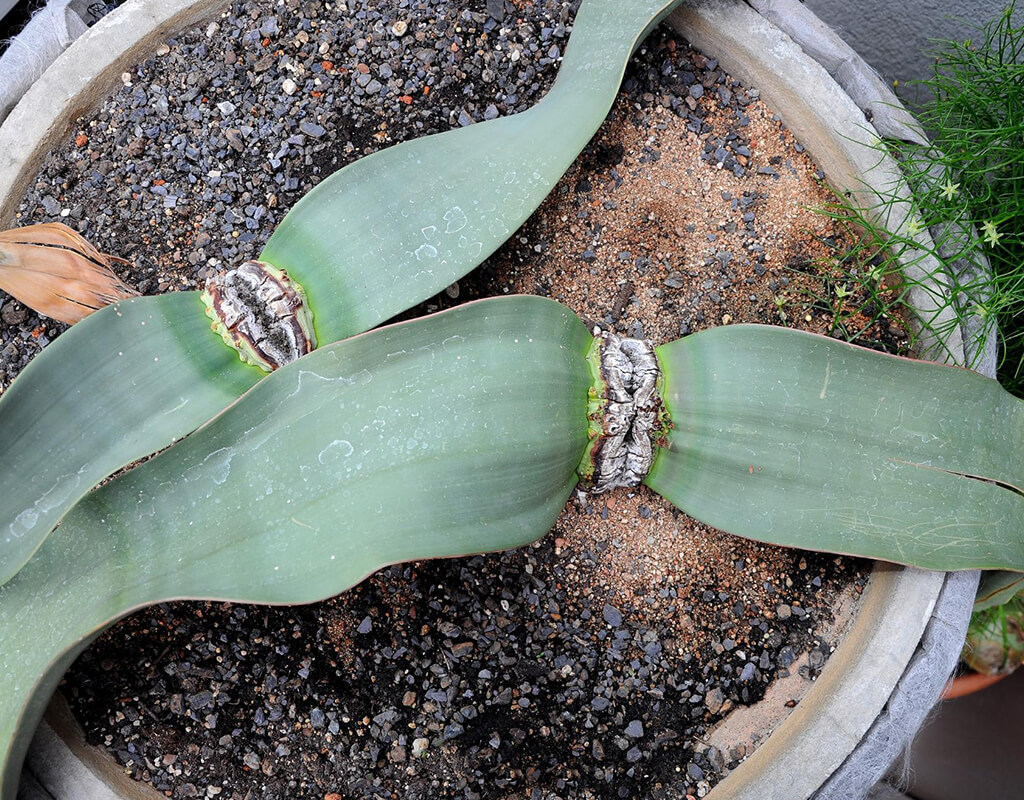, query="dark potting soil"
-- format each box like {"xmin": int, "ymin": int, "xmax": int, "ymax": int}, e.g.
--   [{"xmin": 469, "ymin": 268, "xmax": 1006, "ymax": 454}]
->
[{"xmin": 2, "ymin": 0, "xmax": 910, "ymax": 798}]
